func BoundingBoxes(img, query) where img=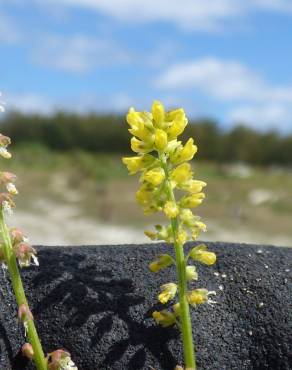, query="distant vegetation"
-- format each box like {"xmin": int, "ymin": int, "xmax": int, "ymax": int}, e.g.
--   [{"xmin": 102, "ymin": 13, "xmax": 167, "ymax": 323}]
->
[{"xmin": 1, "ymin": 111, "xmax": 292, "ymax": 166}]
